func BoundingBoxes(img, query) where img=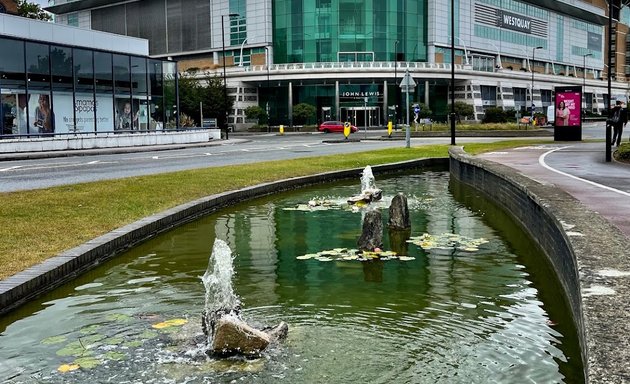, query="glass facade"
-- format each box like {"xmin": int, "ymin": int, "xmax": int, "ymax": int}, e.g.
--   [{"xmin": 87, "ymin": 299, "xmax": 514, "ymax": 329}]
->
[
  {"xmin": 90, "ymin": 0, "xmax": 210, "ymax": 56},
  {"xmin": 0, "ymin": 36, "xmax": 176, "ymax": 137},
  {"xmin": 273, "ymin": 0, "xmax": 428, "ymax": 63}
]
